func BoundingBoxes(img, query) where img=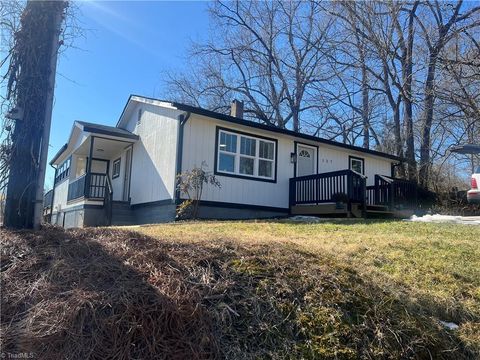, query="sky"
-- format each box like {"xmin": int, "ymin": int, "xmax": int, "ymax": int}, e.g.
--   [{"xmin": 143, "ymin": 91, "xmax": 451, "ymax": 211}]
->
[{"xmin": 46, "ymin": 1, "xmax": 210, "ymax": 188}]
